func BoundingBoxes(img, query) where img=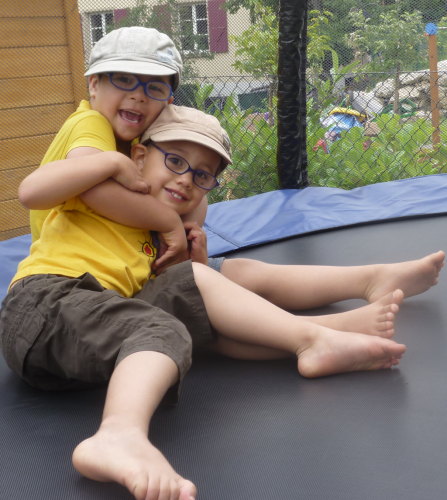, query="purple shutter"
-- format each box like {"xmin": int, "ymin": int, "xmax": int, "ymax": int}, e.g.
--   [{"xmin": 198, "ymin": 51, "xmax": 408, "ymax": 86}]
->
[
  {"xmin": 152, "ymin": 4, "xmax": 172, "ymax": 35},
  {"xmin": 208, "ymin": 0, "xmax": 228, "ymax": 53},
  {"xmin": 114, "ymin": 9, "xmax": 128, "ymax": 27}
]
